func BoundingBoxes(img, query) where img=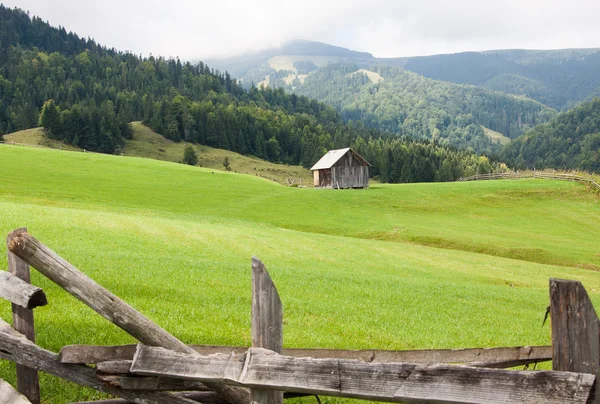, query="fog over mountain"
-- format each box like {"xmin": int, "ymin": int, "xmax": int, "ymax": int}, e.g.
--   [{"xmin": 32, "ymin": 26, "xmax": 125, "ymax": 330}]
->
[{"xmin": 2, "ymin": 0, "xmax": 599, "ymax": 60}]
